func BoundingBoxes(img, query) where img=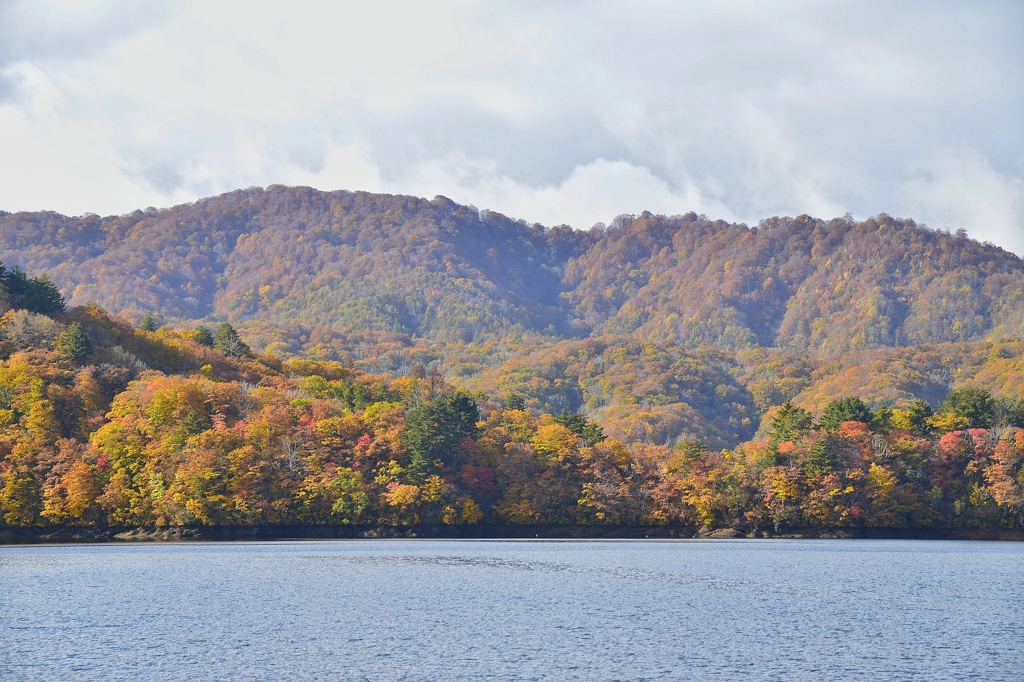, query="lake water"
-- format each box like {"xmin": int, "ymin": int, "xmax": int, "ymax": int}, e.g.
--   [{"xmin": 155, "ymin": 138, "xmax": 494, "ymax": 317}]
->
[{"xmin": 1, "ymin": 539, "xmax": 1022, "ymax": 681}]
